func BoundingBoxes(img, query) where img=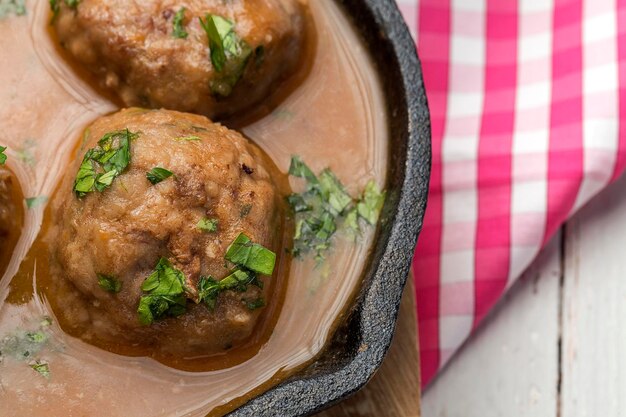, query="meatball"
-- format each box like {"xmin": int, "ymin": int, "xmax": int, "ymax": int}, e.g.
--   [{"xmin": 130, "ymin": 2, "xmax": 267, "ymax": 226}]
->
[
  {"xmin": 47, "ymin": 108, "xmax": 287, "ymax": 358},
  {"xmin": 52, "ymin": 0, "xmax": 307, "ymax": 119}
]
